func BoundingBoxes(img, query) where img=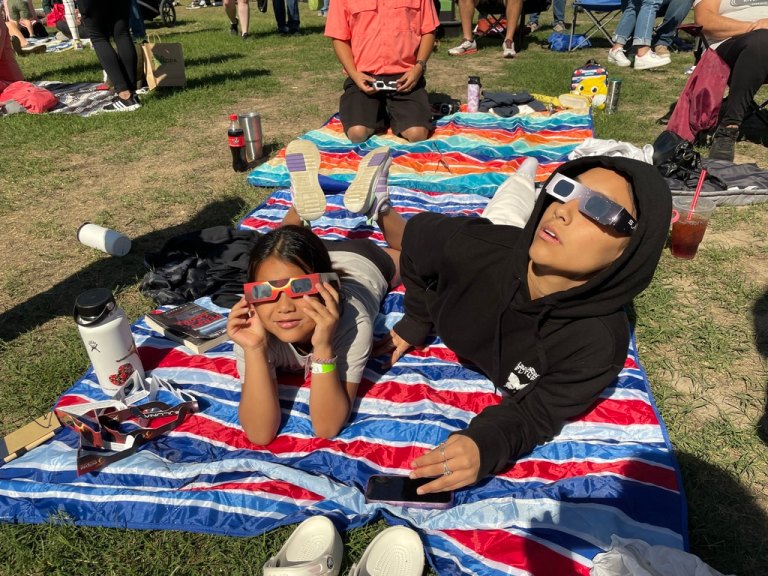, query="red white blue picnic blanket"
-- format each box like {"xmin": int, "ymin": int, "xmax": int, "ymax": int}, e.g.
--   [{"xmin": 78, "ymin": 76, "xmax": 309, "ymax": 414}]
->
[
  {"xmin": 247, "ymin": 110, "xmax": 594, "ymax": 197},
  {"xmin": 0, "ymin": 188, "xmax": 686, "ymax": 575}
]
